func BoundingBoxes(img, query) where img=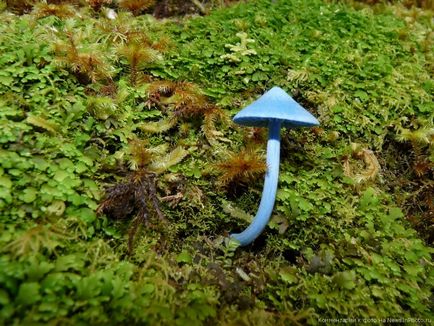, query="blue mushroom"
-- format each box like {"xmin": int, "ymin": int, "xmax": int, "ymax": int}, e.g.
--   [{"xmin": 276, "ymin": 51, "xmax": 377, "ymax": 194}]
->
[{"xmin": 231, "ymin": 86, "xmax": 319, "ymax": 246}]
